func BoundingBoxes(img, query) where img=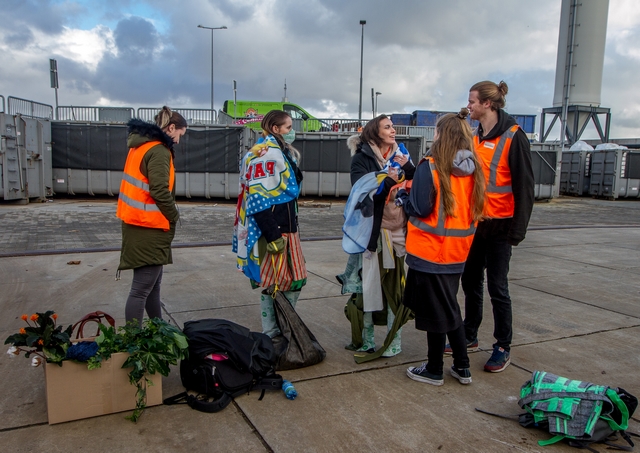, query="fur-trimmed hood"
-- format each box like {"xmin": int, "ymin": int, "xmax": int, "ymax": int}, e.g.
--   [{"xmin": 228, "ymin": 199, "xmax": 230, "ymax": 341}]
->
[
  {"xmin": 126, "ymin": 118, "xmax": 176, "ymax": 150},
  {"xmin": 347, "ymin": 134, "xmax": 362, "ymax": 156}
]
